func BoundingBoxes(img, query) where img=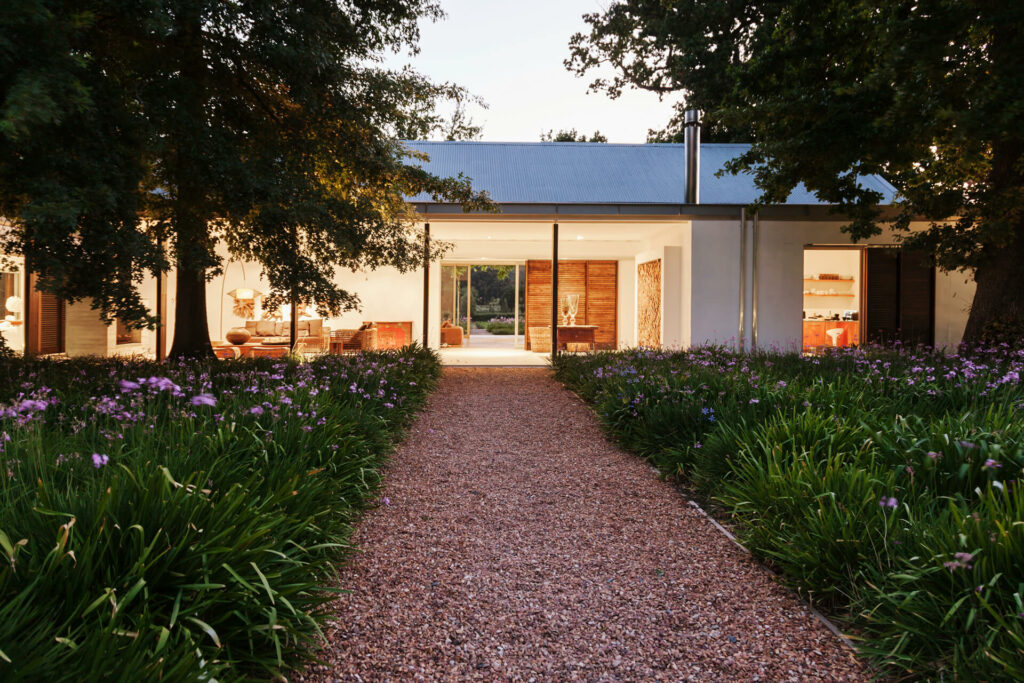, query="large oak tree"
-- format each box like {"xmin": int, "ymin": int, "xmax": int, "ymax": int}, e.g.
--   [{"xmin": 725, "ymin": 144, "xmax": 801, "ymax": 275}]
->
[
  {"xmin": 568, "ymin": 1, "xmax": 1024, "ymax": 342},
  {"xmin": 1, "ymin": 0, "xmax": 488, "ymax": 357}
]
